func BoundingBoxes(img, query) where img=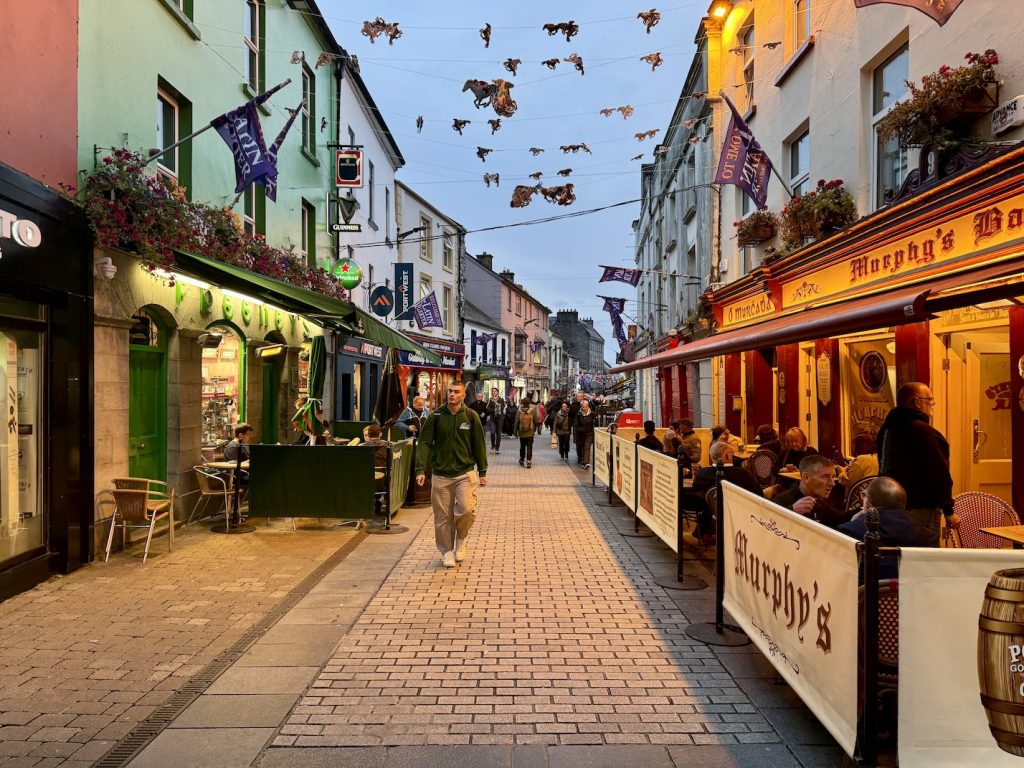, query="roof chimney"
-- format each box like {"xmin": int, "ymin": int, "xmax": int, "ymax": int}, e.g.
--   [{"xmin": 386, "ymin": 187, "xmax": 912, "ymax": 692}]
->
[
  {"xmin": 475, "ymin": 252, "xmax": 493, "ymax": 271},
  {"xmin": 499, "ymin": 269, "xmax": 515, "ymax": 284}
]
